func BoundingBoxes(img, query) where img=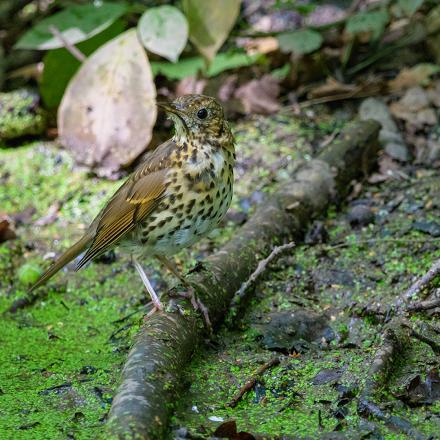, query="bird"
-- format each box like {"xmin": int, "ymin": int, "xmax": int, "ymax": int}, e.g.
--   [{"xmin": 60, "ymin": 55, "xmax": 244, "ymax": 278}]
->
[{"xmin": 29, "ymin": 94, "xmax": 235, "ymax": 325}]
